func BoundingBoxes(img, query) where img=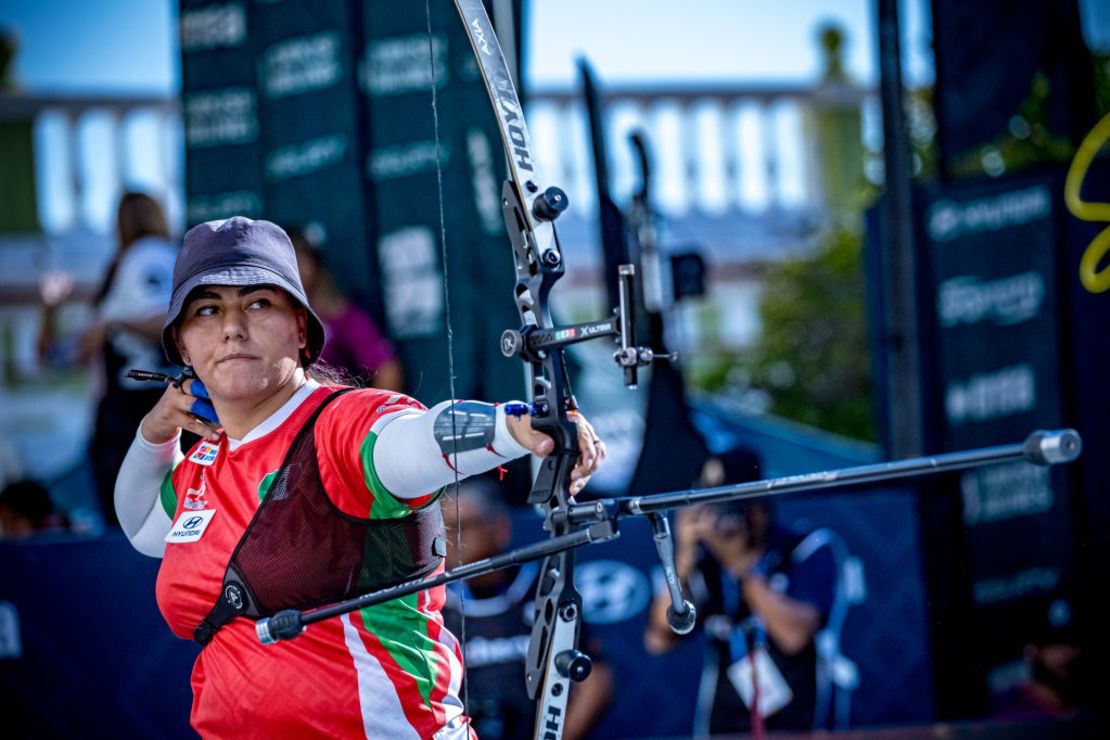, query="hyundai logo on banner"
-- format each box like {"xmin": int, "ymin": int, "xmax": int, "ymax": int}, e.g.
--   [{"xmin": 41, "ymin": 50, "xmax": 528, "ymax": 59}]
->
[{"xmin": 575, "ymin": 561, "xmax": 651, "ymax": 624}]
